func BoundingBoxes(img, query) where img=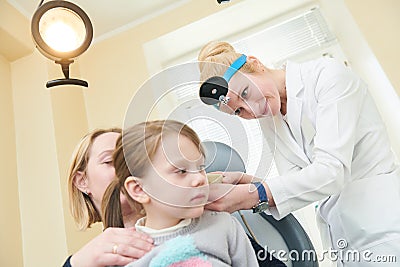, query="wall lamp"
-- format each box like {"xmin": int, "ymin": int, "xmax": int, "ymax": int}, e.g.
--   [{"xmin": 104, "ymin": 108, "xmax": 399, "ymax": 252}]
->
[{"xmin": 31, "ymin": 0, "xmax": 93, "ymax": 88}]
